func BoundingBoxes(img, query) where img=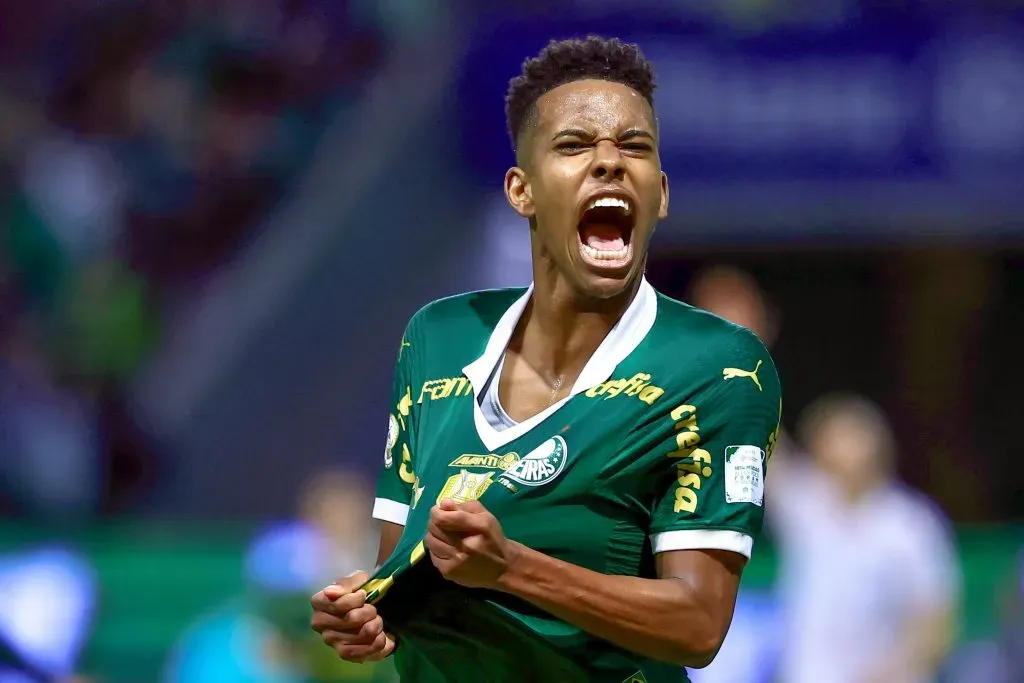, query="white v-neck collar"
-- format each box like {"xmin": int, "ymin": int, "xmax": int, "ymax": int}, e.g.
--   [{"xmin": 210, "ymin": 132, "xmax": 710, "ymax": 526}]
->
[{"xmin": 462, "ymin": 278, "xmax": 659, "ymax": 452}]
